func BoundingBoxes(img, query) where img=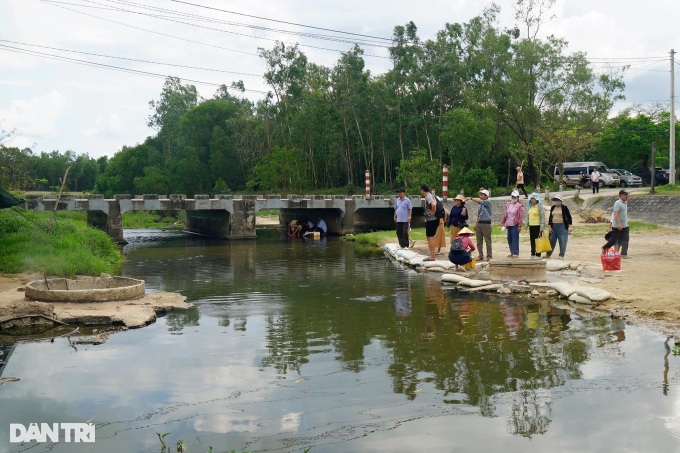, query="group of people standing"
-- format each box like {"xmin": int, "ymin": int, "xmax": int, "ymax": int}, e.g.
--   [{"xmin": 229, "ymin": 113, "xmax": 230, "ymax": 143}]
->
[
  {"xmin": 394, "ymin": 184, "xmax": 575, "ymax": 268},
  {"xmin": 395, "ymin": 169, "xmax": 631, "ymax": 268}
]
